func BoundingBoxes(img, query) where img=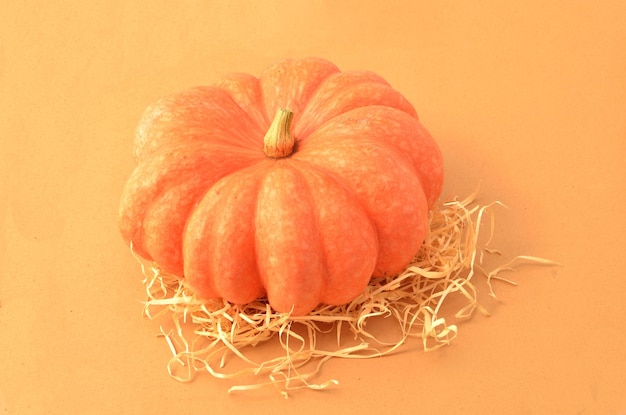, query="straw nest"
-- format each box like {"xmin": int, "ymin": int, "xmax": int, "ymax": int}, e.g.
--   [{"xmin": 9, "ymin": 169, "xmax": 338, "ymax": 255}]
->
[{"xmin": 133, "ymin": 190, "xmax": 557, "ymax": 397}]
